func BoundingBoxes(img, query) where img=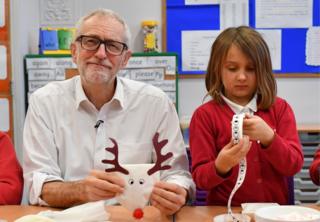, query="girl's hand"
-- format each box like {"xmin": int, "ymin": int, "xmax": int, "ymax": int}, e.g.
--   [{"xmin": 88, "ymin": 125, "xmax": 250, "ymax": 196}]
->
[
  {"xmin": 243, "ymin": 114, "xmax": 275, "ymax": 147},
  {"xmin": 215, "ymin": 135, "xmax": 251, "ymax": 176}
]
